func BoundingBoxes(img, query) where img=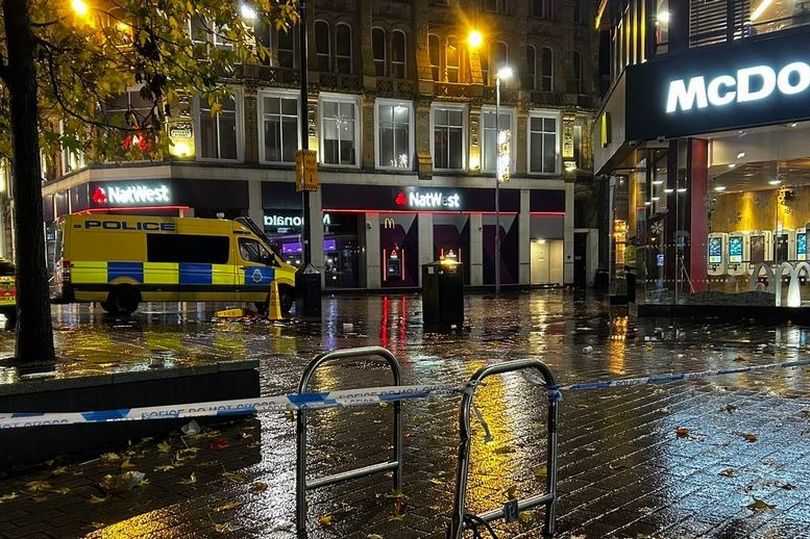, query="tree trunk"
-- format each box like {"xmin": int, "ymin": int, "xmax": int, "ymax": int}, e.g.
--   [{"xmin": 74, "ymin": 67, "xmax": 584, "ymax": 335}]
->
[{"xmin": 2, "ymin": 0, "xmax": 56, "ymax": 365}]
